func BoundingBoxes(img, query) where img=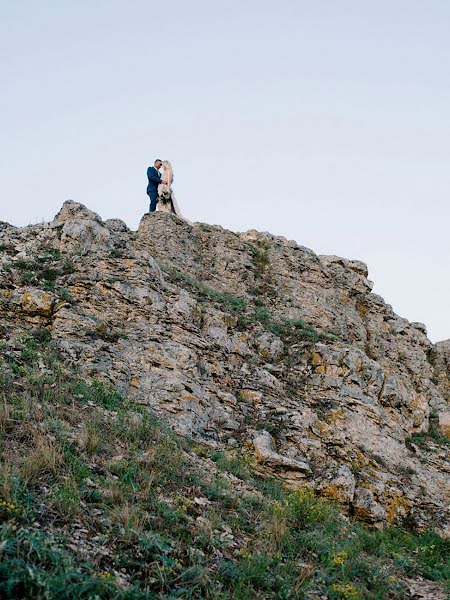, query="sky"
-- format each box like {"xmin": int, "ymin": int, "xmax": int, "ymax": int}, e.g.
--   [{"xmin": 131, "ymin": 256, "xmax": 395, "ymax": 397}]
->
[{"xmin": 0, "ymin": 0, "xmax": 448, "ymax": 342}]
